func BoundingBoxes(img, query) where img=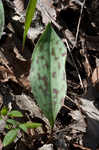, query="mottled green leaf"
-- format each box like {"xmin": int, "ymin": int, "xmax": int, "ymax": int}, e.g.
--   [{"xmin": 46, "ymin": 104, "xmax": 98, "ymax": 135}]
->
[
  {"xmin": 29, "ymin": 23, "xmax": 67, "ymax": 127},
  {"xmin": 3, "ymin": 128, "xmax": 19, "ymax": 147},
  {"xmin": 8, "ymin": 110, "xmax": 23, "ymax": 117},
  {"xmin": 0, "ymin": 0, "xmax": 4, "ymax": 39},
  {"xmin": 23, "ymin": 0, "xmax": 37, "ymax": 48}
]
